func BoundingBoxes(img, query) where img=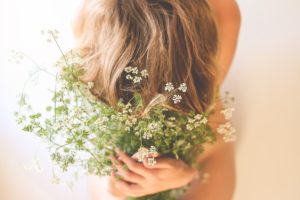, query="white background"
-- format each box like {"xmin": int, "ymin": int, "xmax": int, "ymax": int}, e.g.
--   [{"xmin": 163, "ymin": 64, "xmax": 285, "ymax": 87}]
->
[{"xmin": 0, "ymin": 0, "xmax": 300, "ymax": 200}]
